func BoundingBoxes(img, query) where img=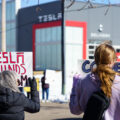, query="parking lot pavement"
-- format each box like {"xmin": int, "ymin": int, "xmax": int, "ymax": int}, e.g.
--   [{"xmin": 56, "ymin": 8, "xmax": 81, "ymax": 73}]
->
[{"xmin": 25, "ymin": 102, "xmax": 83, "ymax": 120}]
